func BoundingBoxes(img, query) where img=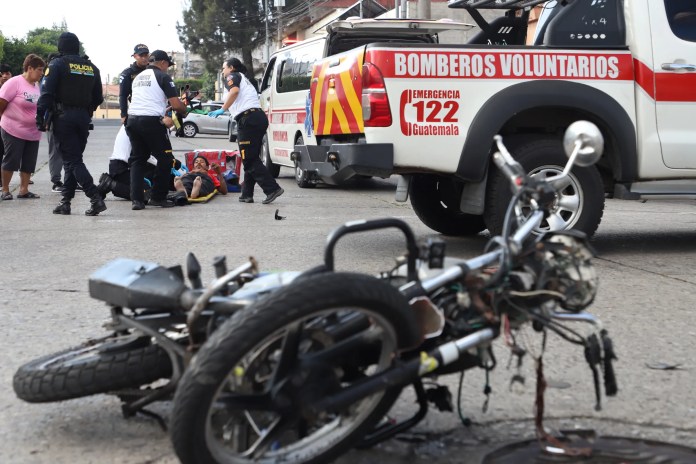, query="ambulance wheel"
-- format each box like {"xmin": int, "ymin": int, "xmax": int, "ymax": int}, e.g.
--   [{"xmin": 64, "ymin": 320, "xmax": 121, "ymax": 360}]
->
[
  {"xmin": 484, "ymin": 137, "xmax": 604, "ymax": 237},
  {"xmin": 182, "ymin": 122, "xmax": 197, "ymax": 138},
  {"xmin": 410, "ymin": 175, "xmax": 486, "ymax": 236},
  {"xmin": 262, "ymin": 134, "xmax": 280, "ymax": 178}
]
